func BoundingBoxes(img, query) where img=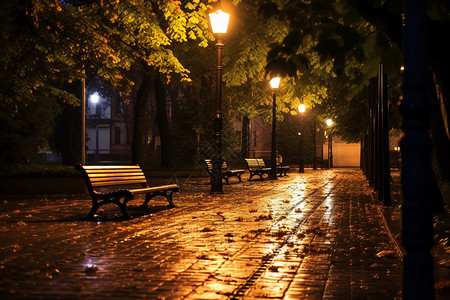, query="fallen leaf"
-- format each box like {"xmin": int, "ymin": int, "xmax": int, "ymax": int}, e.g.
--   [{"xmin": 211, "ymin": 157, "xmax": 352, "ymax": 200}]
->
[
  {"xmin": 84, "ymin": 265, "xmax": 98, "ymax": 275},
  {"xmin": 269, "ymin": 265, "xmax": 279, "ymax": 272},
  {"xmin": 200, "ymin": 227, "xmax": 214, "ymax": 232},
  {"xmin": 376, "ymin": 250, "xmax": 396, "ymax": 258},
  {"xmin": 435, "ymin": 280, "xmax": 450, "ymax": 289}
]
